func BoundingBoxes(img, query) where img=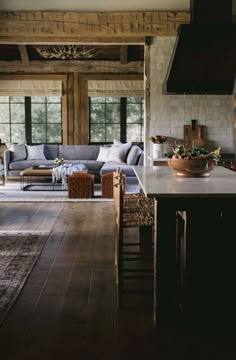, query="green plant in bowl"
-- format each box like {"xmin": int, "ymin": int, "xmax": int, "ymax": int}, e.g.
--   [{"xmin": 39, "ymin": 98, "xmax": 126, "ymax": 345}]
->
[{"xmin": 166, "ymin": 145, "xmax": 220, "ymax": 177}]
